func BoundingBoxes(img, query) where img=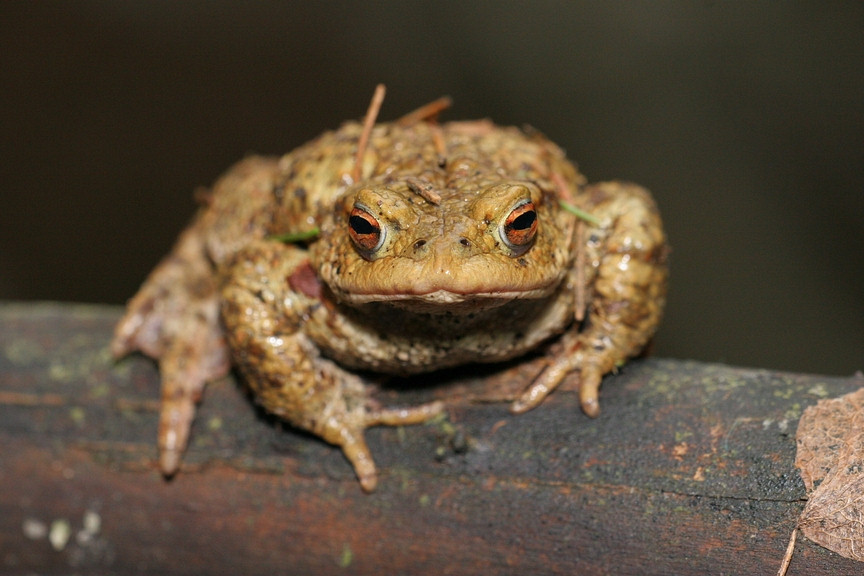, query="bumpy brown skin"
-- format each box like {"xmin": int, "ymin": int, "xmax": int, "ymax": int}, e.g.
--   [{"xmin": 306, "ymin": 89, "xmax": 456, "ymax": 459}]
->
[{"xmin": 113, "ymin": 114, "xmax": 668, "ymax": 492}]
